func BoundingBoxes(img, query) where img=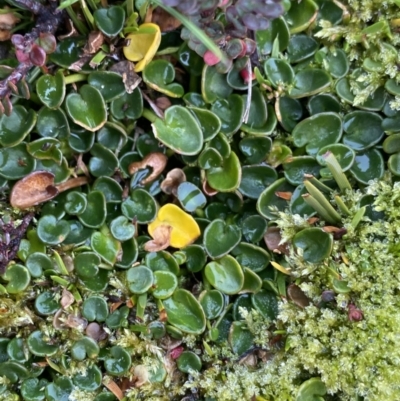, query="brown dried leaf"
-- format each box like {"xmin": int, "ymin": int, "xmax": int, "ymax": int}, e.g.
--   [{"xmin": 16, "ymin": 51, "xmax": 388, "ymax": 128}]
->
[
  {"xmin": 128, "ymin": 152, "xmax": 168, "ymax": 184},
  {"xmin": 160, "ymin": 168, "xmax": 186, "ymax": 195},
  {"xmin": 110, "ymin": 61, "xmax": 142, "ymax": 93},
  {"xmin": 103, "ymin": 378, "xmax": 124, "ymax": 401},
  {"xmin": 84, "ymin": 31, "xmax": 104, "ymax": 54},
  {"xmin": 10, "ymin": 171, "xmax": 58, "ymax": 209},
  {"xmin": 144, "ymin": 224, "xmax": 172, "ymax": 252},
  {"xmin": 0, "ymin": 10, "xmax": 20, "ymax": 31},
  {"xmin": 110, "ymin": 301, "xmax": 123, "ymax": 313},
  {"xmin": 86, "ymin": 322, "xmax": 108, "ymax": 341},
  {"xmin": 275, "ymin": 191, "xmax": 292, "ymax": 200},
  {"xmin": 264, "ymin": 226, "xmax": 290, "ymax": 255},
  {"xmin": 133, "ymin": 365, "xmax": 149, "ymax": 387},
  {"xmin": 58, "ymin": 19, "xmax": 79, "ymax": 40},
  {"xmin": 203, "ymin": 180, "xmax": 218, "ymax": 196},
  {"xmin": 287, "ymin": 284, "xmax": 311, "ymax": 309},
  {"xmin": 151, "ymin": 7, "xmax": 182, "ymax": 31},
  {"xmin": 307, "ymin": 217, "xmax": 319, "ymax": 225},
  {"xmin": 60, "ymin": 288, "xmax": 74, "ymax": 309}
]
